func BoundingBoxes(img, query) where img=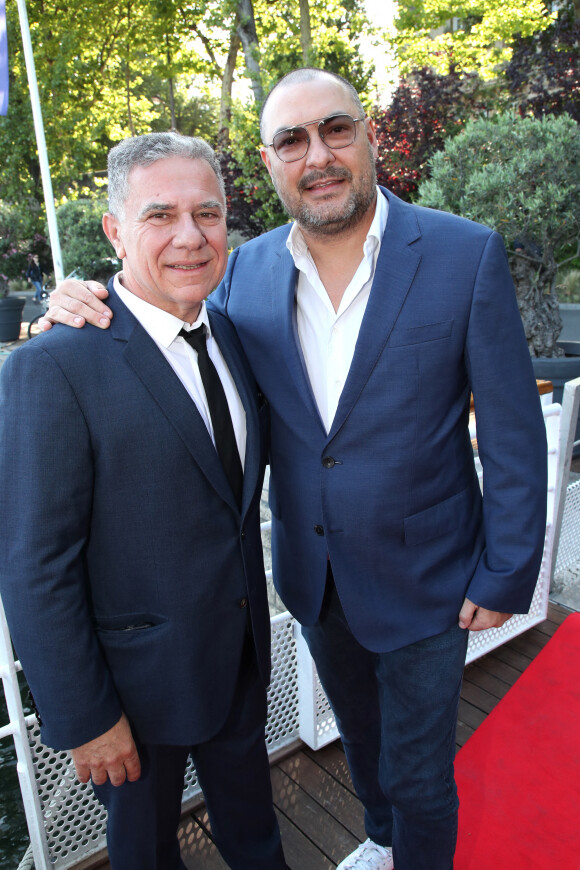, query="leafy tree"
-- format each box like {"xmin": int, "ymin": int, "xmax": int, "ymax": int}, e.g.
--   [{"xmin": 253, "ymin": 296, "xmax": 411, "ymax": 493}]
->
[
  {"xmin": 506, "ymin": 5, "xmax": 580, "ymax": 123},
  {"xmin": 55, "ymin": 200, "xmax": 120, "ymax": 282},
  {"xmin": 417, "ymin": 113, "xmax": 580, "ymax": 357},
  {"xmin": 391, "ymin": 0, "xmax": 555, "ymax": 79},
  {"xmin": 0, "ymin": 201, "xmax": 50, "ymax": 283},
  {"xmin": 220, "ymin": 103, "xmax": 287, "ymax": 239},
  {"xmin": 373, "ymin": 66, "xmax": 486, "ymax": 201}
]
